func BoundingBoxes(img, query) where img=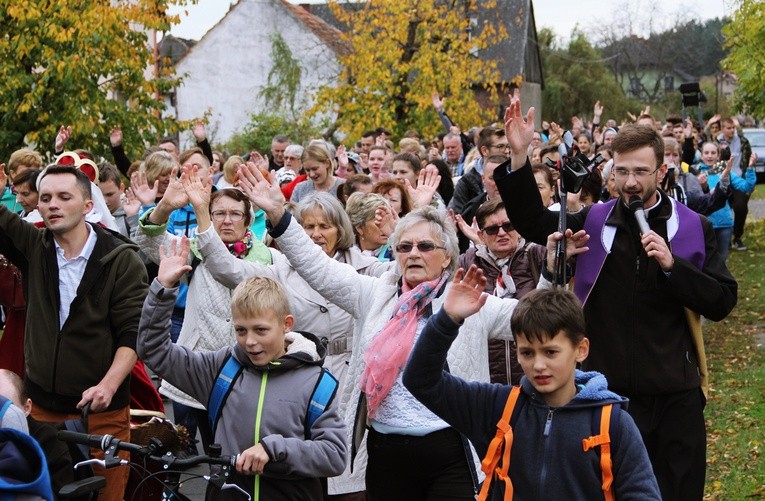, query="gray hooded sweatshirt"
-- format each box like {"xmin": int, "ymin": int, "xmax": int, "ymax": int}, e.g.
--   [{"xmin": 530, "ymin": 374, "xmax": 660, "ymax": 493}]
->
[{"xmin": 138, "ymin": 279, "xmax": 347, "ymax": 500}]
